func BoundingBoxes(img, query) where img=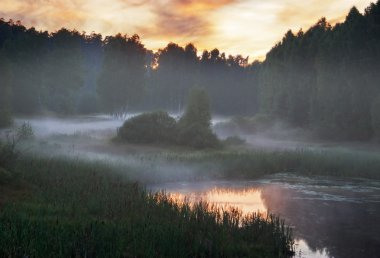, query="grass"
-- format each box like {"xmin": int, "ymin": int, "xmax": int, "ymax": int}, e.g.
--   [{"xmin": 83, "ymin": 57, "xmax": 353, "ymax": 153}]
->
[
  {"xmin": 0, "ymin": 153, "xmax": 294, "ymax": 257},
  {"xmin": 137, "ymin": 147, "xmax": 380, "ymax": 180},
  {"xmin": 3, "ymin": 132, "xmax": 380, "ymax": 257}
]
